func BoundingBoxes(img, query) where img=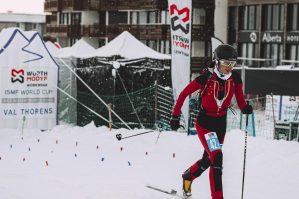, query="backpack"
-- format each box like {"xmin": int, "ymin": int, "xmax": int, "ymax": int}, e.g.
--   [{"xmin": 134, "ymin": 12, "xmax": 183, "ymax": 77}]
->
[{"xmin": 189, "ymin": 68, "xmax": 213, "ymax": 111}]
